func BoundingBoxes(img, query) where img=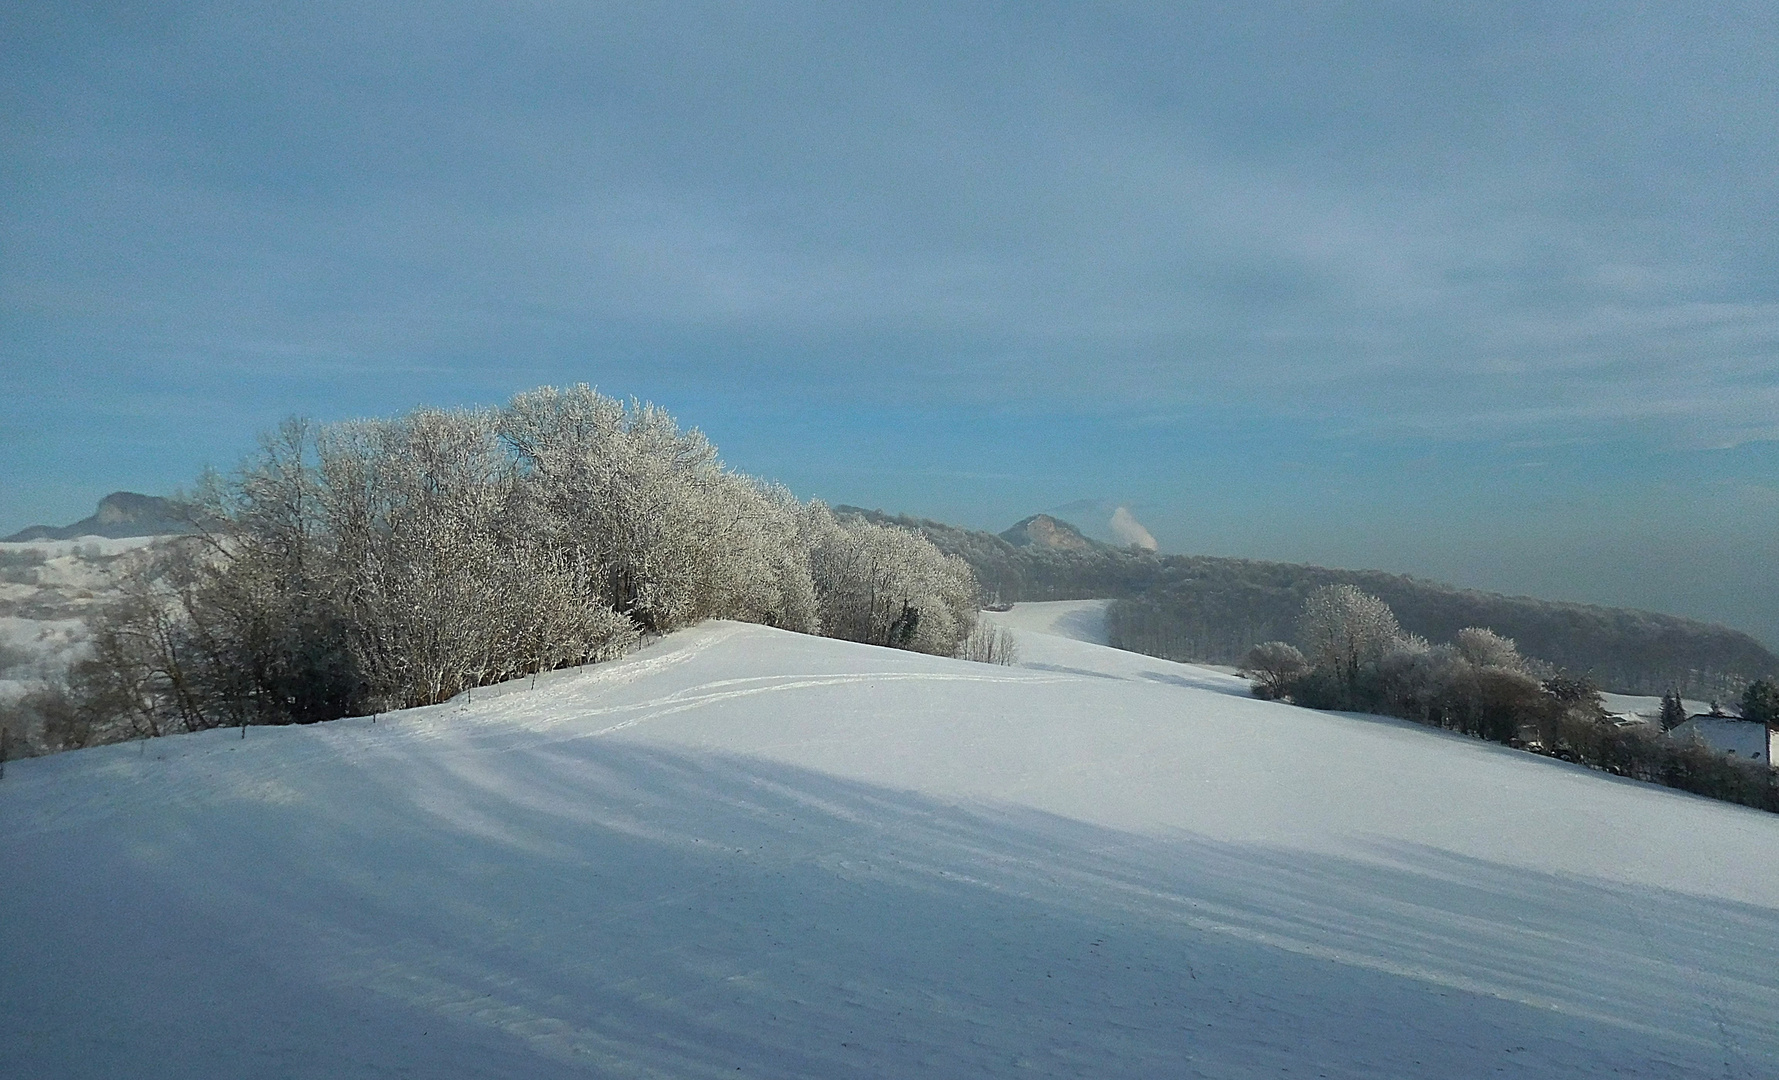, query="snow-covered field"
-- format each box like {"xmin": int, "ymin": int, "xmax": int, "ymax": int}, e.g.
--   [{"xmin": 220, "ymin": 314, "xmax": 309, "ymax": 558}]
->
[
  {"xmin": 3, "ymin": 601, "xmax": 1776, "ymax": 1078},
  {"xmin": 0, "ymin": 535, "xmax": 164, "ymax": 704}
]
